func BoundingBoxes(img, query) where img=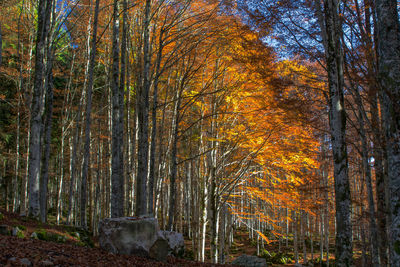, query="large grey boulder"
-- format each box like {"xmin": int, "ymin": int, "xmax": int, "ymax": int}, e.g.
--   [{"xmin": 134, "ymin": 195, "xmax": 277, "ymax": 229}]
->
[
  {"xmin": 159, "ymin": 230, "xmax": 185, "ymax": 256},
  {"xmin": 149, "ymin": 235, "xmax": 170, "ymax": 261},
  {"xmin": 98, "ymin": 217, "xmax": 159, "ymax": 257},
  {"xmin": 232, "ymin": 254, "xmax": 268, "ymax": 267}
]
